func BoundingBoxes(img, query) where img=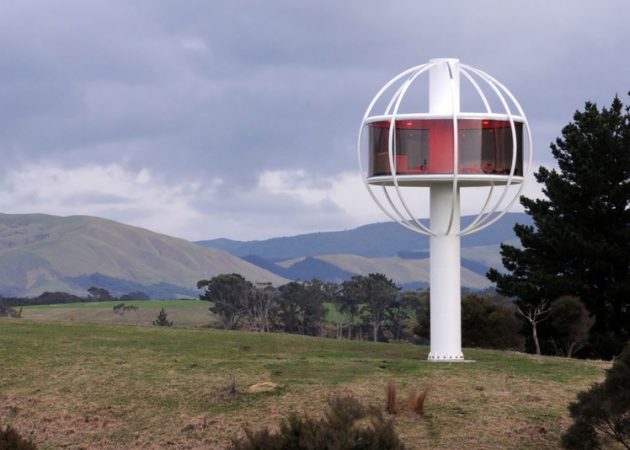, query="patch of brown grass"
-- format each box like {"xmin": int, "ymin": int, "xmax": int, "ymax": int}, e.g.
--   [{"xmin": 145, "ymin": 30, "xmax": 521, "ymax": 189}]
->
[
  {"xmin": 407, "ymin": 387, "xmax": 429, "ymax": 416},
  {"xmin": 0, "ymin": 370, "xmax": 605, "ymax": 450},
  {"xmin": 386, "ymin": 382, "xmax": 400, "ymax": 415}
]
